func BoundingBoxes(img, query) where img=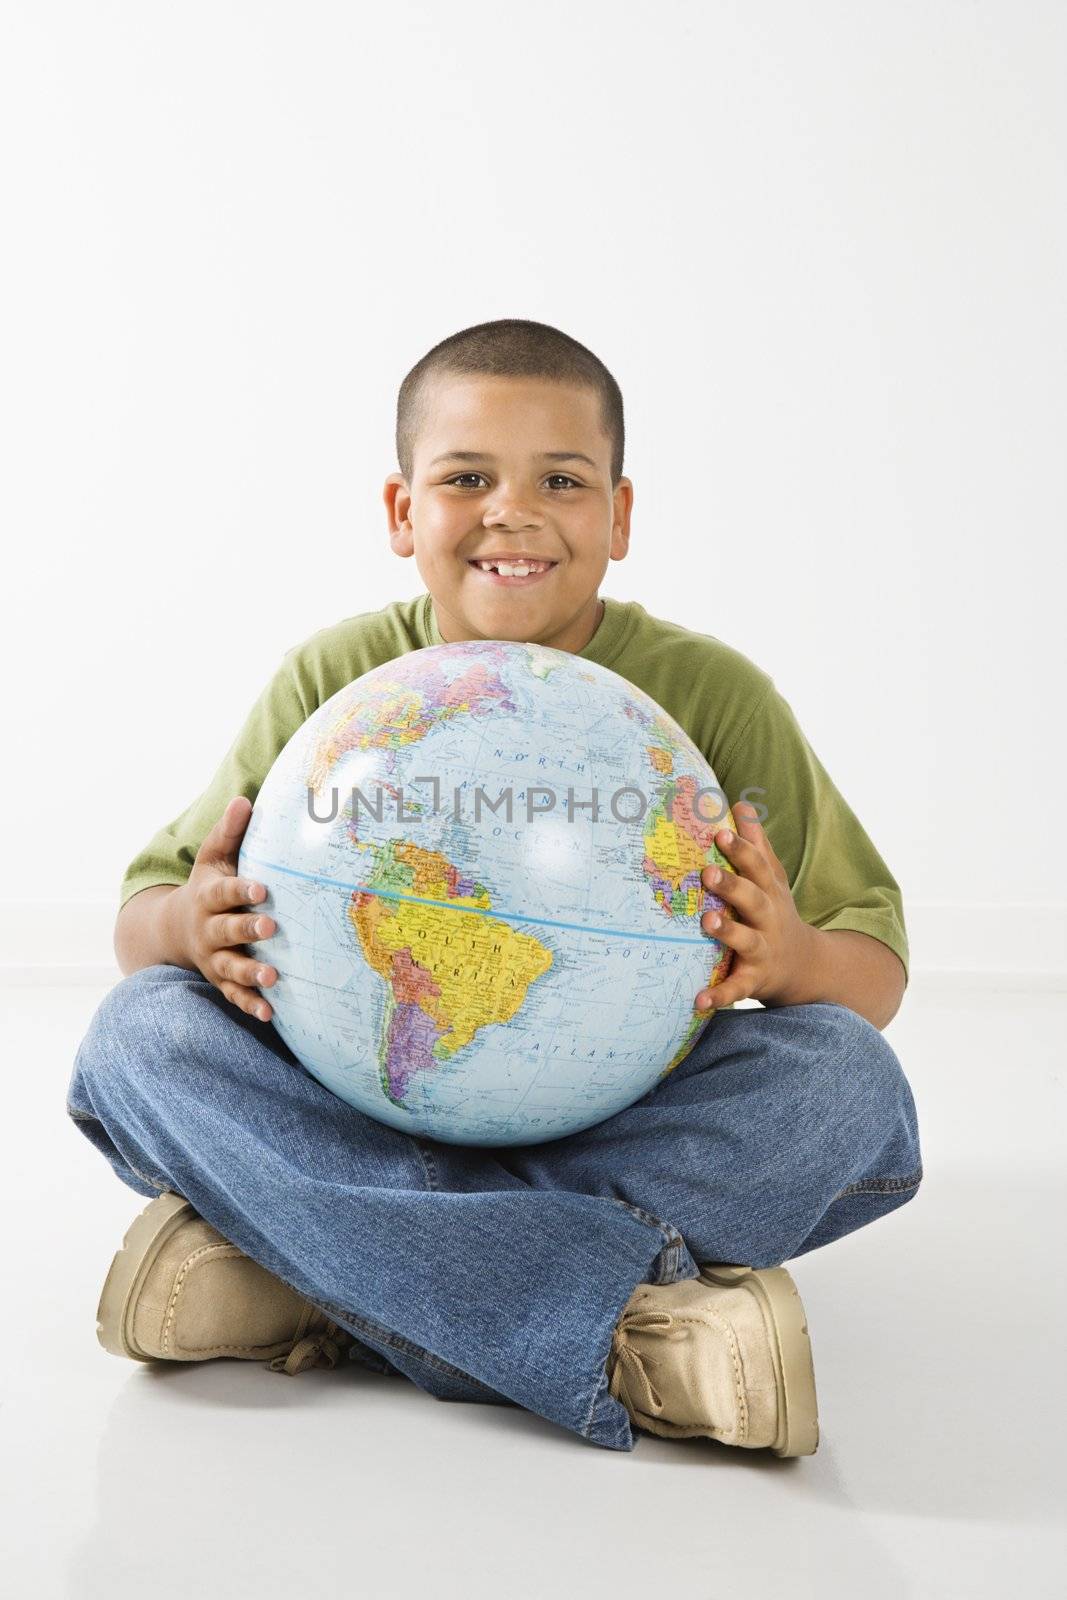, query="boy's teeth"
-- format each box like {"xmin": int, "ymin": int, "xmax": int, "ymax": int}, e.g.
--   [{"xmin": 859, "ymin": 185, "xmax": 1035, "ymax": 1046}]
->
[{"xmin": 476, "ymin": 560, "xmax": 549, "ymax": 575}]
